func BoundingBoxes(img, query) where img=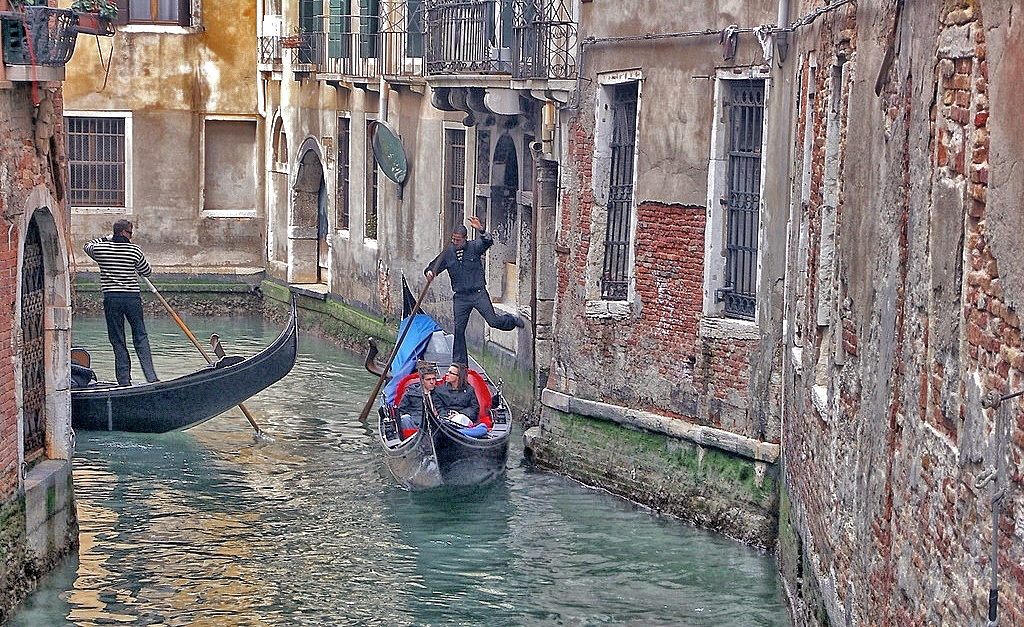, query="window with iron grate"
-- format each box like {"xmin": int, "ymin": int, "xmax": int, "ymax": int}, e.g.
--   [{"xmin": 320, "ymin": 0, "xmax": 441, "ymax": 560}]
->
[
  {"xmin": 444, "ymin": 128, "xmax": 466, "ymax": 239},
  {"xmin": 719, "ymin": 79, "xmax": 764, "ymax": 320},
  {"xmin": 600, "ymin": 82, "xmax": 638, "ymax": 301},
  {"xmin": 66, "ymin": 116, "xmax": 126, "ymax": 208},
  {"xmin": 337, "ymin": 117, "xmax": 351, "ymax": 230}
]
